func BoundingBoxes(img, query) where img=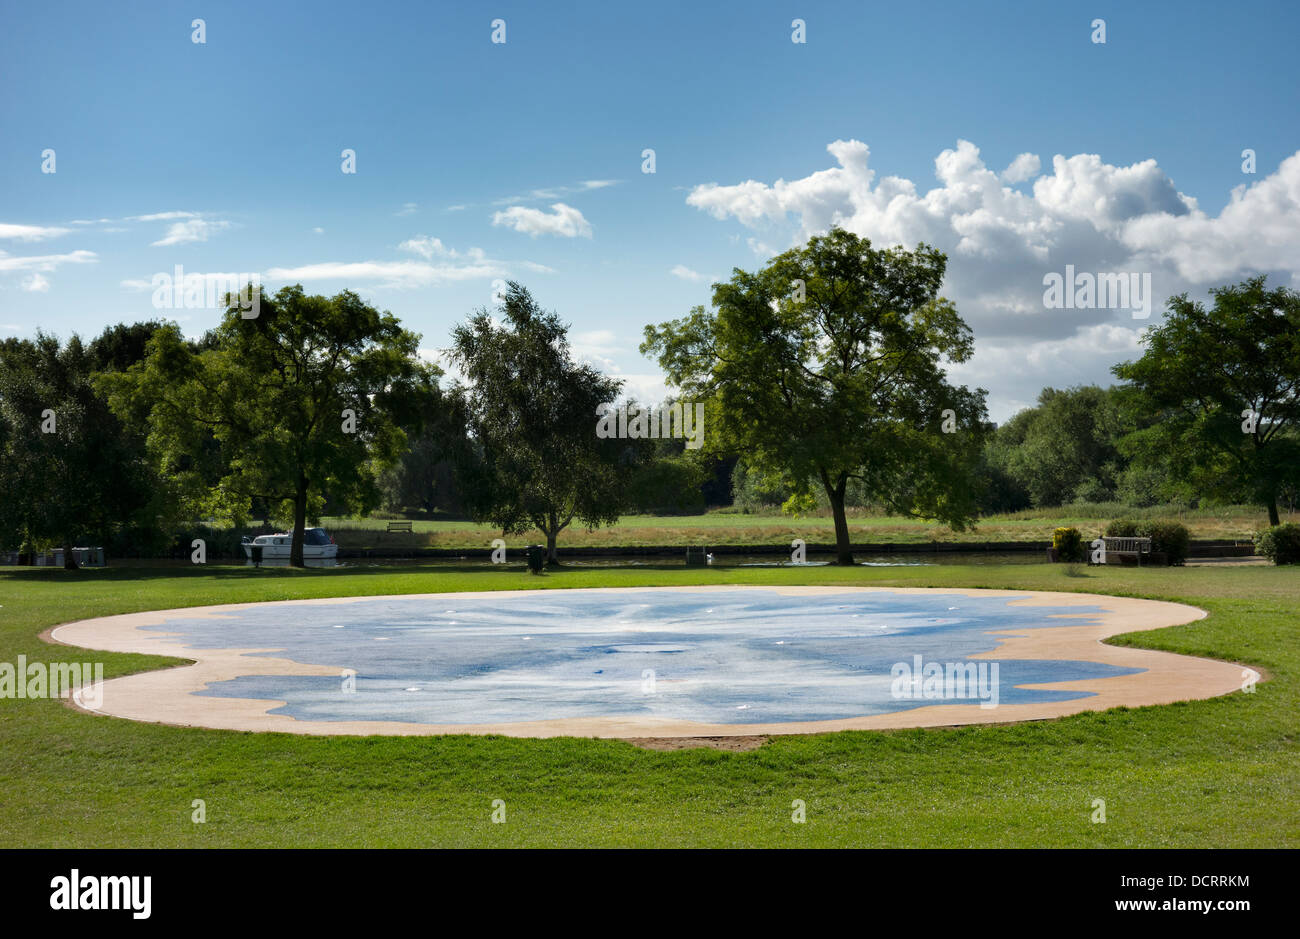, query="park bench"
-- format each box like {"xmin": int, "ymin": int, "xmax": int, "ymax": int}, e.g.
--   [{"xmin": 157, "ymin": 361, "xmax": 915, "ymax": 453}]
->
[
  {"xmin": 1101, "ymin": 536, "xmax": 1152, "ymax": 565},
  {"xmin": 385, "ymin": 521, "xmax": 414, "ymax": 534}
]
